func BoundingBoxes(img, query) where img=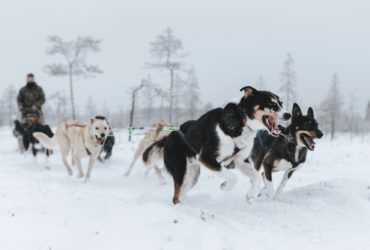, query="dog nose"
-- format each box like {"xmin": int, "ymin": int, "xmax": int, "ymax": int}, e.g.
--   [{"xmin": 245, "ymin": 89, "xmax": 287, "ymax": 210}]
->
[
  {"xmin": 316, "ymin": 130, "xmax": 323, "ymax": 139},
  {"xmin": 101, "ymin": 133, "xmax": 105, "ymax": 138},
  {"xmin": 283, "ymin": 113, "xmax": 291, "ymax": 121}
]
